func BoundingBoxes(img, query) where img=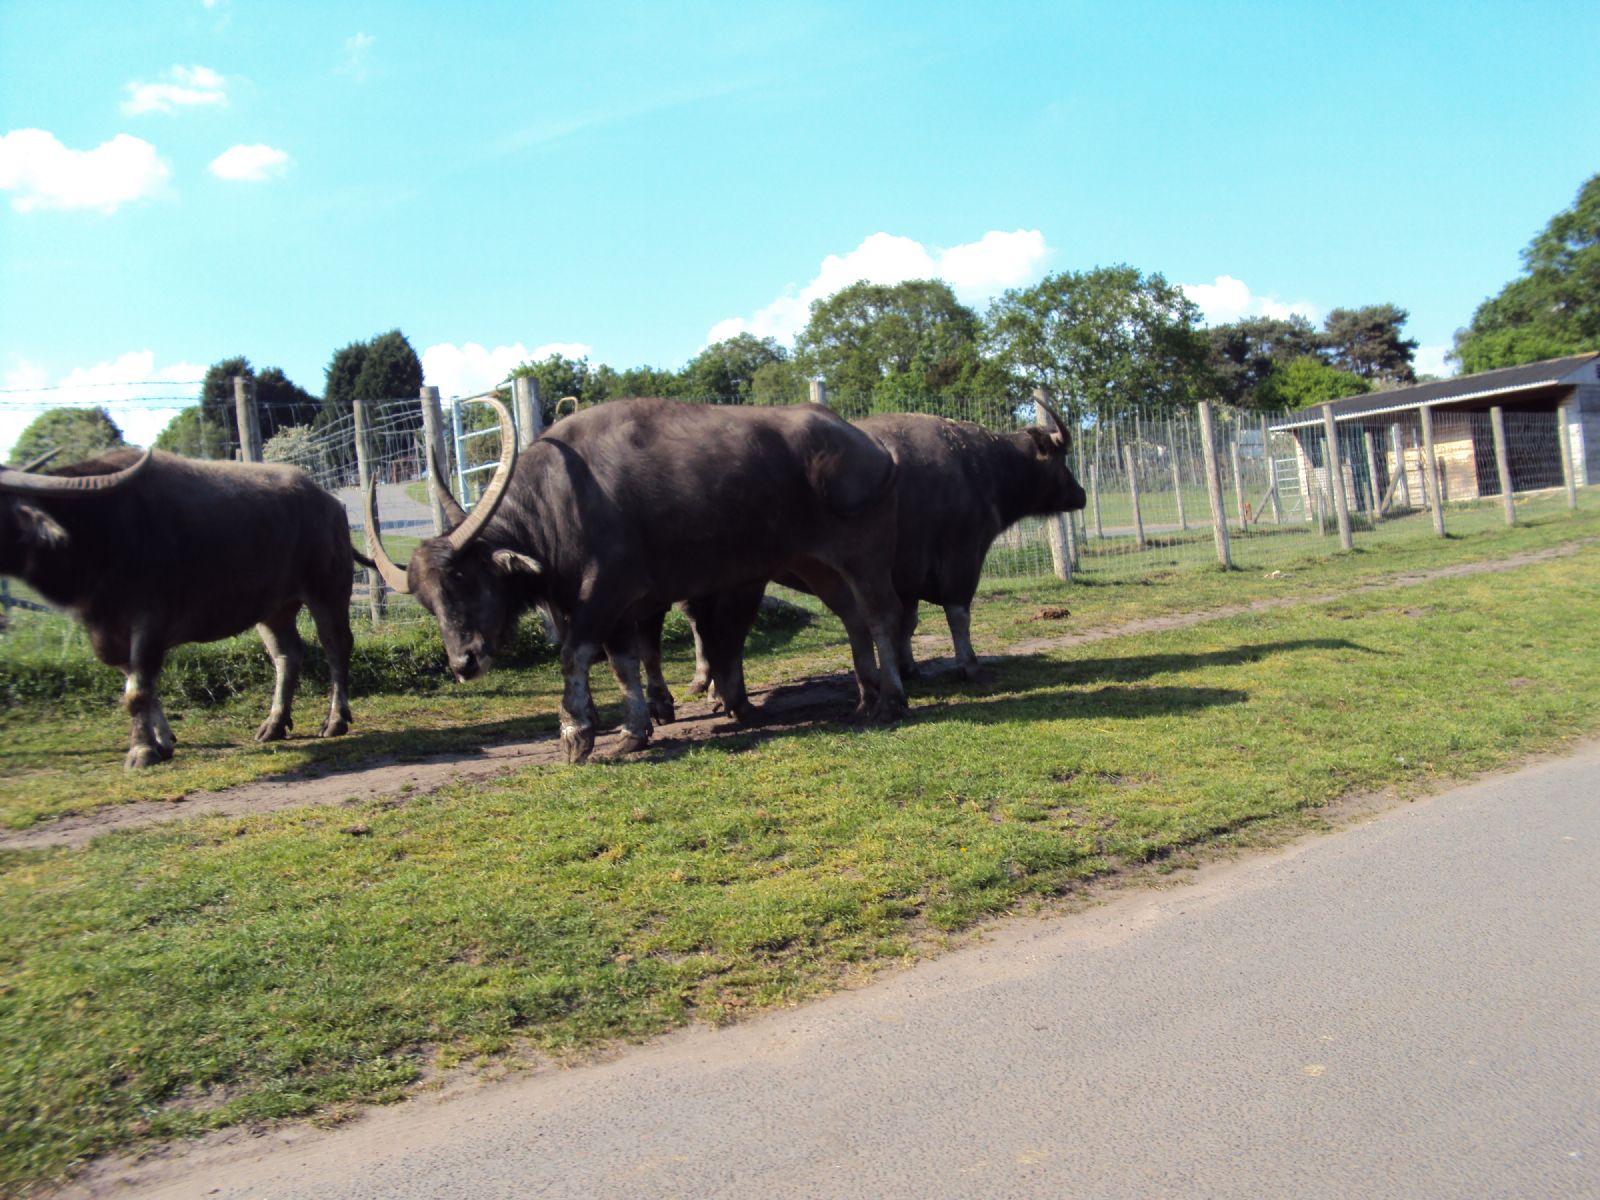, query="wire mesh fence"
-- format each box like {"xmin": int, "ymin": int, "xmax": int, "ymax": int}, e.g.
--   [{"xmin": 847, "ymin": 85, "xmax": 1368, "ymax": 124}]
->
[{"xmin": 1, "ymin": 391, "xmax": 1591, "ymax": 674}]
